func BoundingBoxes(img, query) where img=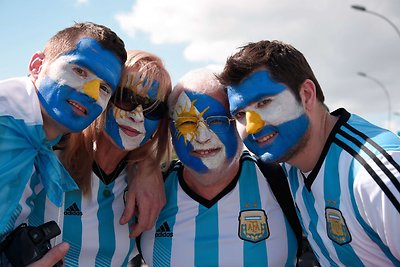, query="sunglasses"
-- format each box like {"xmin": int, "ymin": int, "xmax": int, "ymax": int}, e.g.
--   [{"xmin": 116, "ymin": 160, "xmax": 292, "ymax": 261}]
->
[{"xmin": 110, "ymin": 87, "xmax": 168, "ymax": 120}]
